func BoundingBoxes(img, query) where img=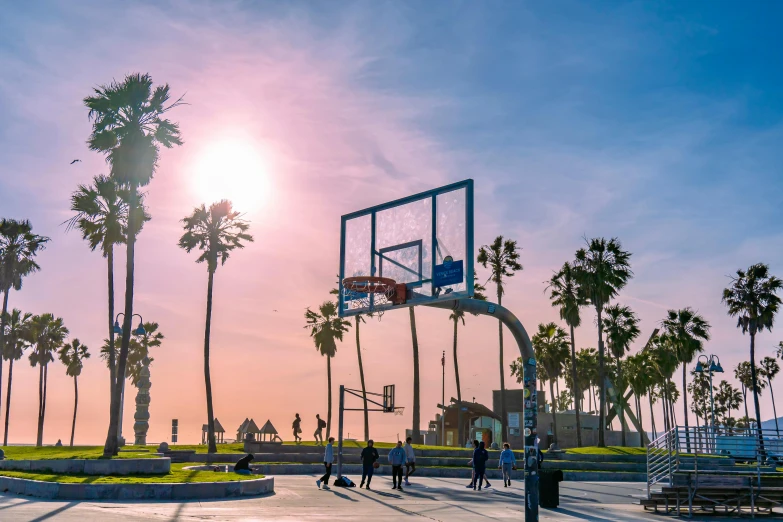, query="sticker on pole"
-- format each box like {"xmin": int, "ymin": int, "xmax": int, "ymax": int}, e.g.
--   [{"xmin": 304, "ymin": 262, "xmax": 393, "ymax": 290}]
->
[{"xmin": 433, "ymin": 256, "xmax": 464, "ymax": 287}]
